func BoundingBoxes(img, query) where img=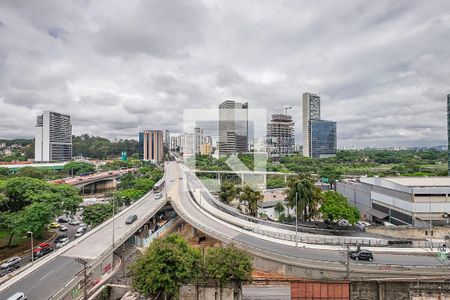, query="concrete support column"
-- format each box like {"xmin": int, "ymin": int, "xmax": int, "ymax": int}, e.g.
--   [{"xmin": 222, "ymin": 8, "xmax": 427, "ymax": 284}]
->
[{"xmin": 284, "ymin": 174, "xmax": 287, "ymax": 183}]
